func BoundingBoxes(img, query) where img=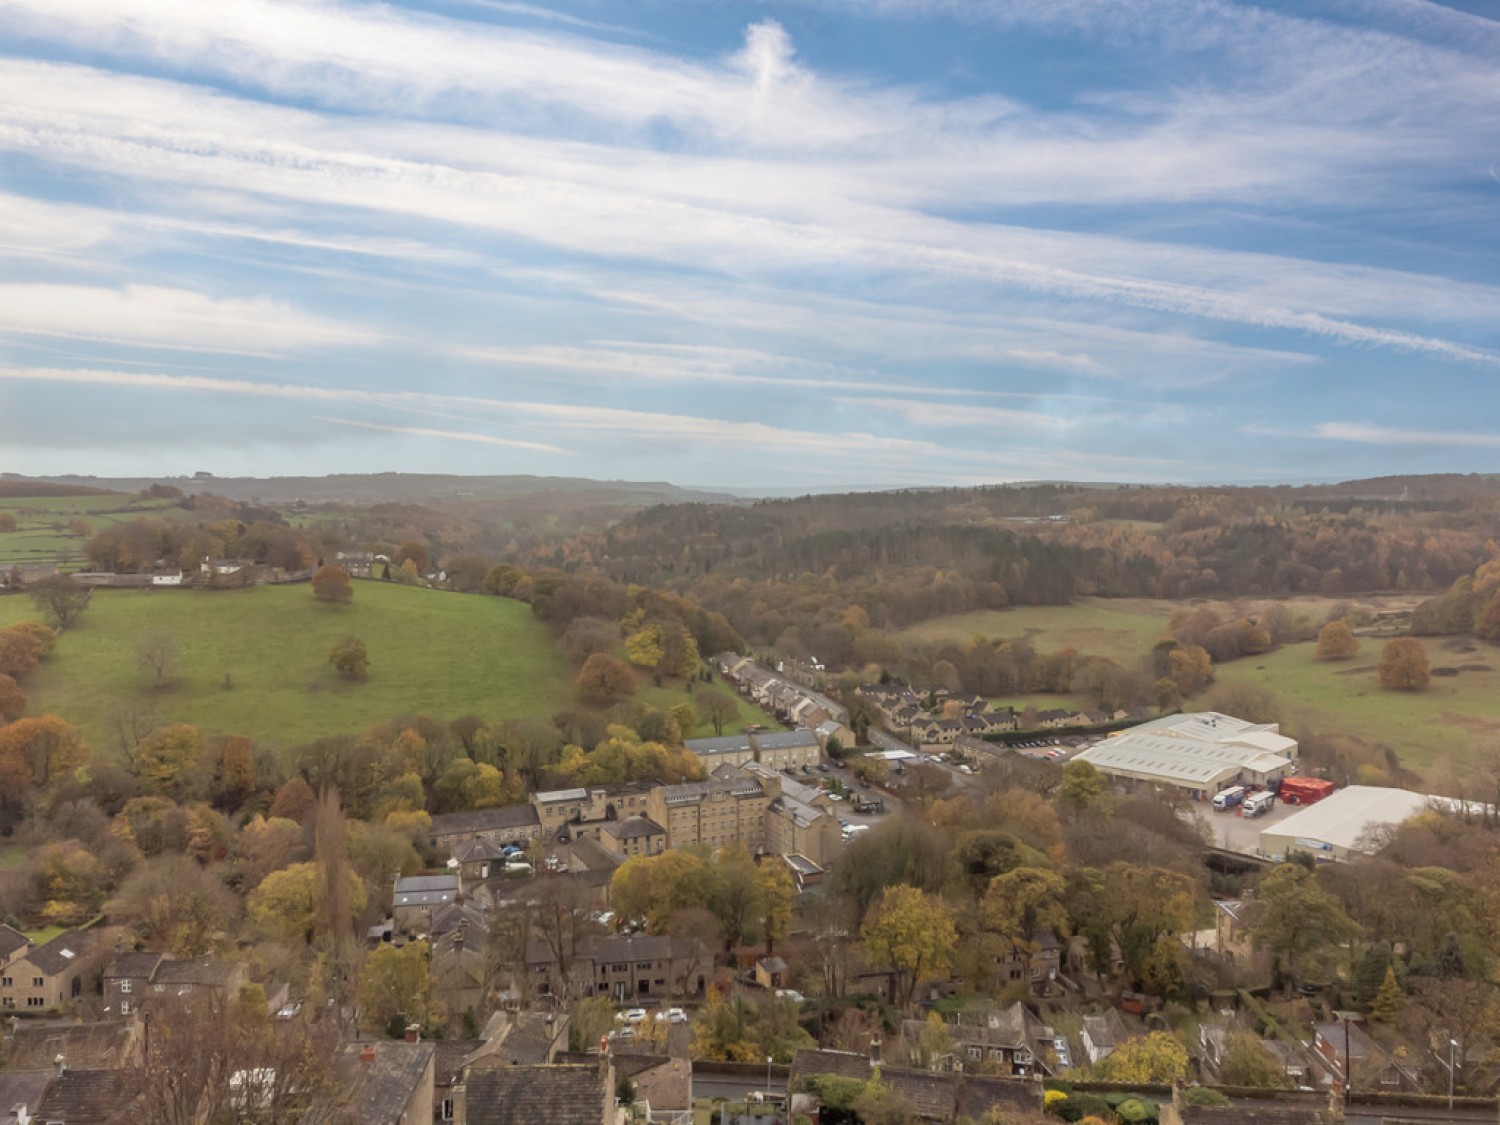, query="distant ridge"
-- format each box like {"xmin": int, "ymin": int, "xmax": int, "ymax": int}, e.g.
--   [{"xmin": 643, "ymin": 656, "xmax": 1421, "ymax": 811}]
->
[{"xmin": 10, "ymin": 472, "xmax": 744, "ymax": 507}]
